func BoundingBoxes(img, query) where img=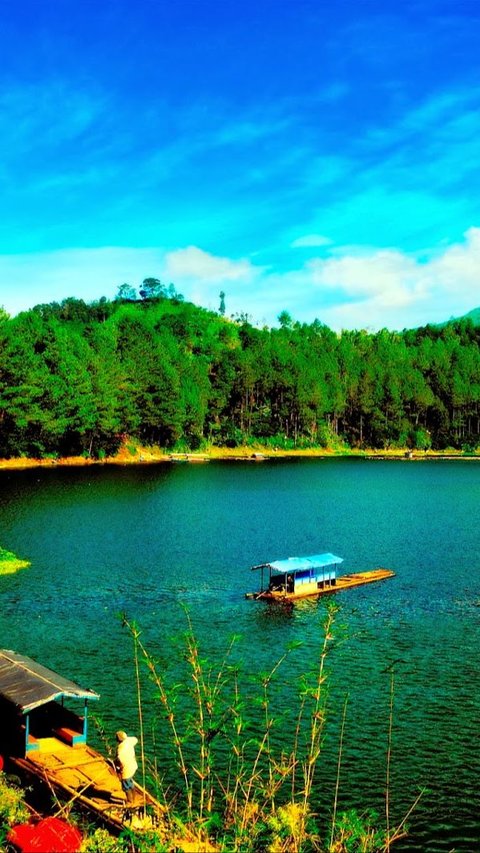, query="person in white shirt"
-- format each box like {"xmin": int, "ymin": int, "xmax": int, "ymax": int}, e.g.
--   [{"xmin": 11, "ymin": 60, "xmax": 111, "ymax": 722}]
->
[{"xmin": 115, "ymin": 730, "xmax": 138, "ymax": 804}]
